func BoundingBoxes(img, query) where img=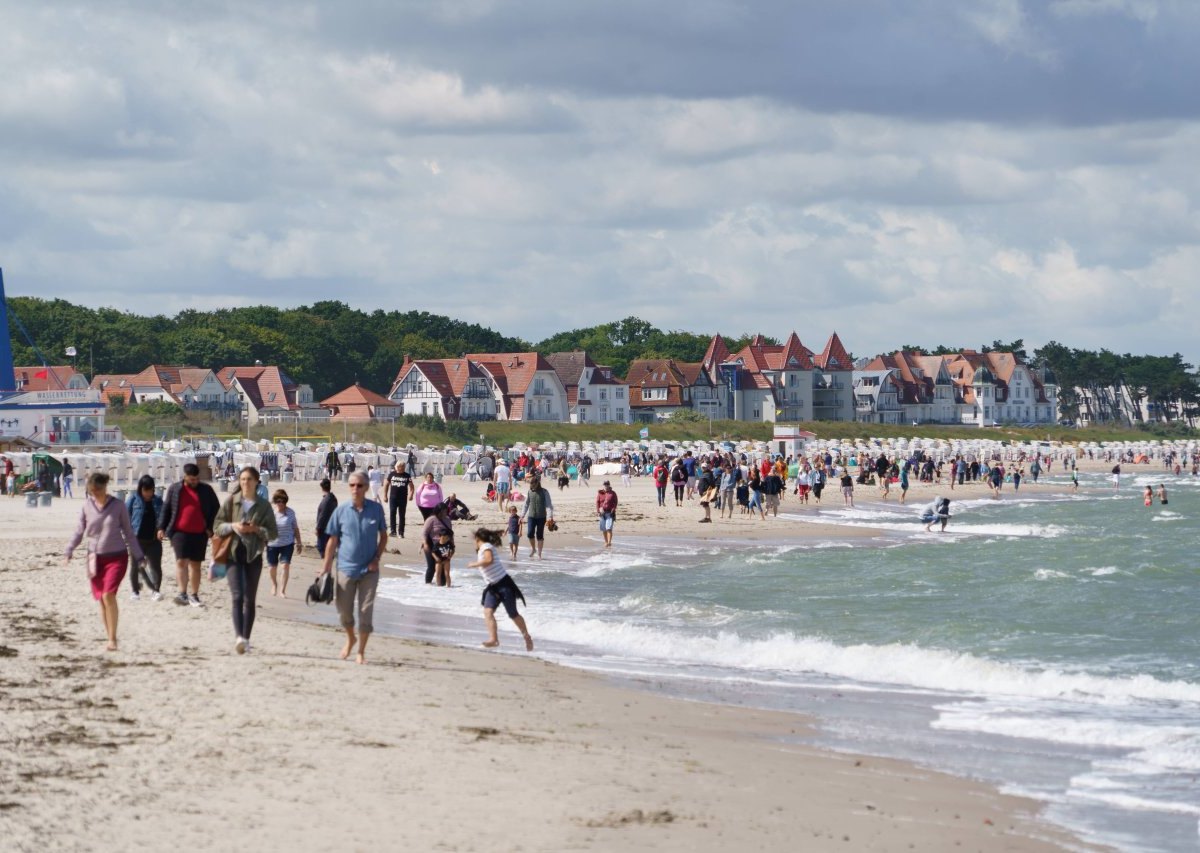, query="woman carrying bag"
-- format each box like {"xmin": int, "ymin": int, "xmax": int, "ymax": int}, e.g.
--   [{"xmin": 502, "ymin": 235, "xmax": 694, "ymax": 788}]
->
[{"xmin": 213, "ymin": 466, "xmax": 277, "ymax": 655}]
